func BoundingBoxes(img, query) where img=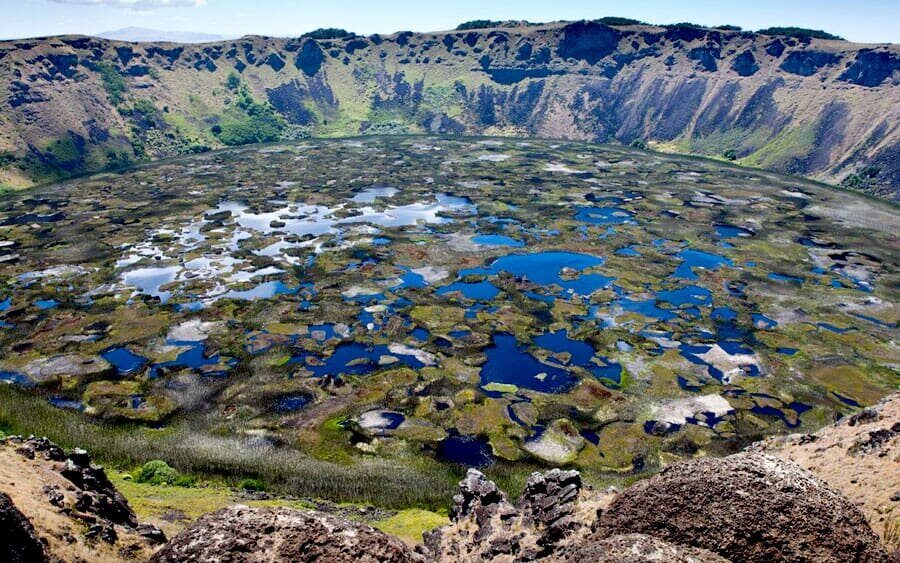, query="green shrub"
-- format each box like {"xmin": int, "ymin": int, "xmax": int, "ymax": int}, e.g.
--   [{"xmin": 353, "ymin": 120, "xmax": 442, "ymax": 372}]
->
[
  {"xmin": 841, "ymin": 167, "xmax": 880, "ymax": 190},
  {"xmin": 456, "ymin": 20, "xmax": 502, "ymax": 31},
  {"xmin": 238, "ymin": 478, "xmax": 265, "ymax": 492},
  {"xmin": 724, "ymin": 149, "xmax": 738, "ymax": 161},
  {"xmin": 136, "ymin": 460, "xmax": 179, "ymax": 485},
  {"xmin": 303, "ymin": 28, "xmax": 352, "ymax": 40},
  {"xmin": 225, "ymin": 72, "xmax": 241, "ymax": 91},
  {"xmin": 630, "ymin": 139, "xmax": 647, "ymax": 150},
  {"xmin": 86, "ymin": 61, "xmax": 127, "ymax": 105},
  {"xmin": 595, "ymin": 17, "xmax": 646, "ymax": 26},
  {"xmin": 173, "ymin": 474, "xmax": 197, "ymax": 487},
  {"xmin": 756, "ymin": 27, "xmax": 844, "ymax": 41},
  {"xmin": 214, "ymin": 84, "xmax": 284, "ymax": 146}
]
